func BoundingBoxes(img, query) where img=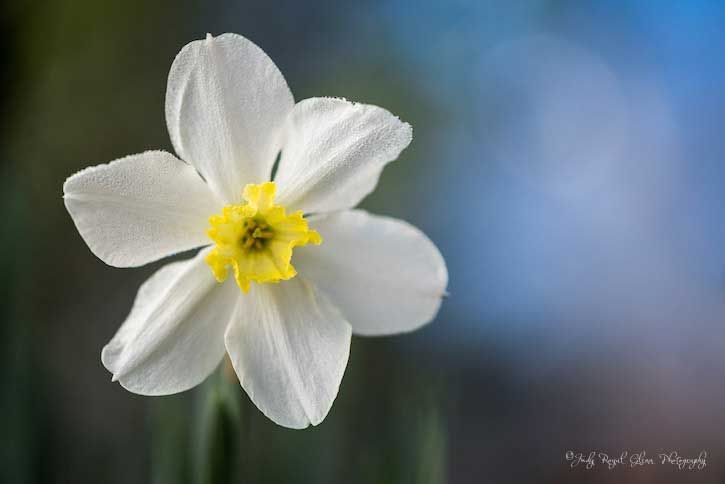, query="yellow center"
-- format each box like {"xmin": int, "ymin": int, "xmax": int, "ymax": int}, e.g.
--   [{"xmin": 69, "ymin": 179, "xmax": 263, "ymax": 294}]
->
[{"xmin": 205, "ymin": 182, "xmax": 322, "ymax": 293}]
